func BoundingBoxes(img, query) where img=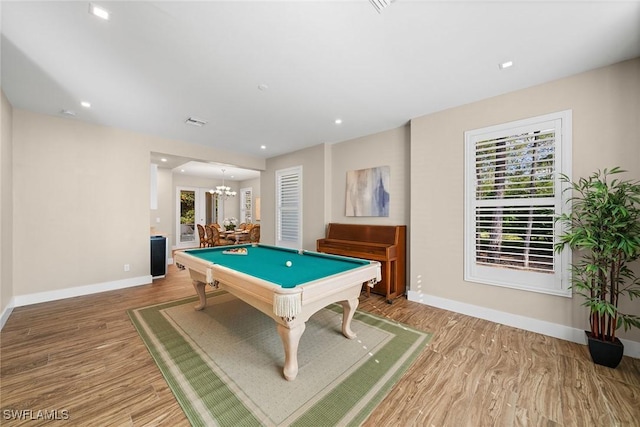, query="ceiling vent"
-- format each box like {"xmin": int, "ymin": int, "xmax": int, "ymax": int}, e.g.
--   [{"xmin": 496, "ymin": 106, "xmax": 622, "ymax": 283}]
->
[
  {"xmin": 185, "ymin": 117, "xmax": 208, "ymax": 127},
  {"xmin": 369, "ymin": 0, "xmax": 394, "ymax": 14}
]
